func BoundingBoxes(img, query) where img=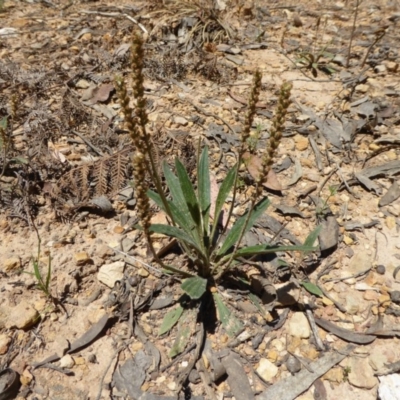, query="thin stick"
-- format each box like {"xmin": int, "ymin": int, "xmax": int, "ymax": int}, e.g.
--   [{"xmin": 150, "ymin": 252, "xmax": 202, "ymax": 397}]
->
[
  {"xmin": 81, "ymin": 10, "xmax": 148, "ymax": 34},
  {"xmin": 304, "ymin": 306, "xmax": 326, "ymax": 351},
  {"xmin": 71, "ymin": 130, "xmax": 104, "ymax": 156},
  {"xmin": 346, "ymin": 0, "xmax": 360, "ymax": 68},
  {"xmin": 360, "ymin": 28, "xmax": 387, "ymax": 68},
  {"xmin": 323, "ymin": 267, "xmax": 371, "ymax": 283},
  {"xmin": 95, "ymin": 345, "xmax": 126, "ymax": 400}
]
